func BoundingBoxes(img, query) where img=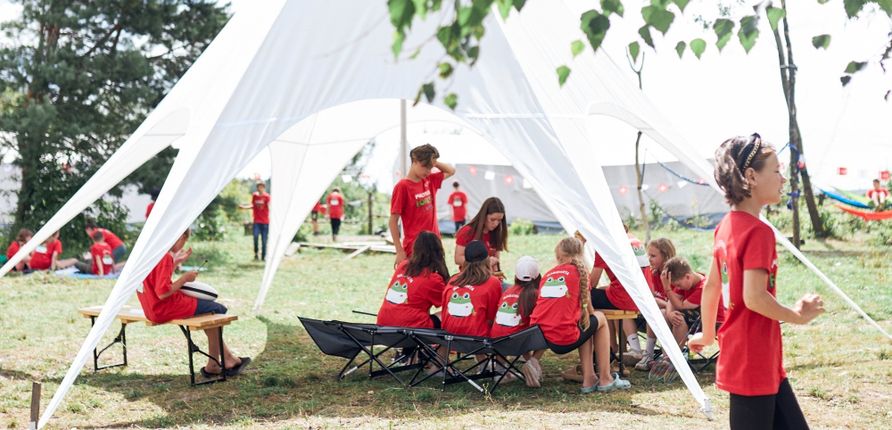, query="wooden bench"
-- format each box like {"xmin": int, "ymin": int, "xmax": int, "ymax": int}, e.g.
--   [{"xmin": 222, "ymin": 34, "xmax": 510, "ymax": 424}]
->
[
  {"xmin": 79, "ymin": 306, "xmax": 238, "ymax": 386},
  {"xmin": 596, "ymin": 309, "xmax": 640, "ymax": 376}
]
